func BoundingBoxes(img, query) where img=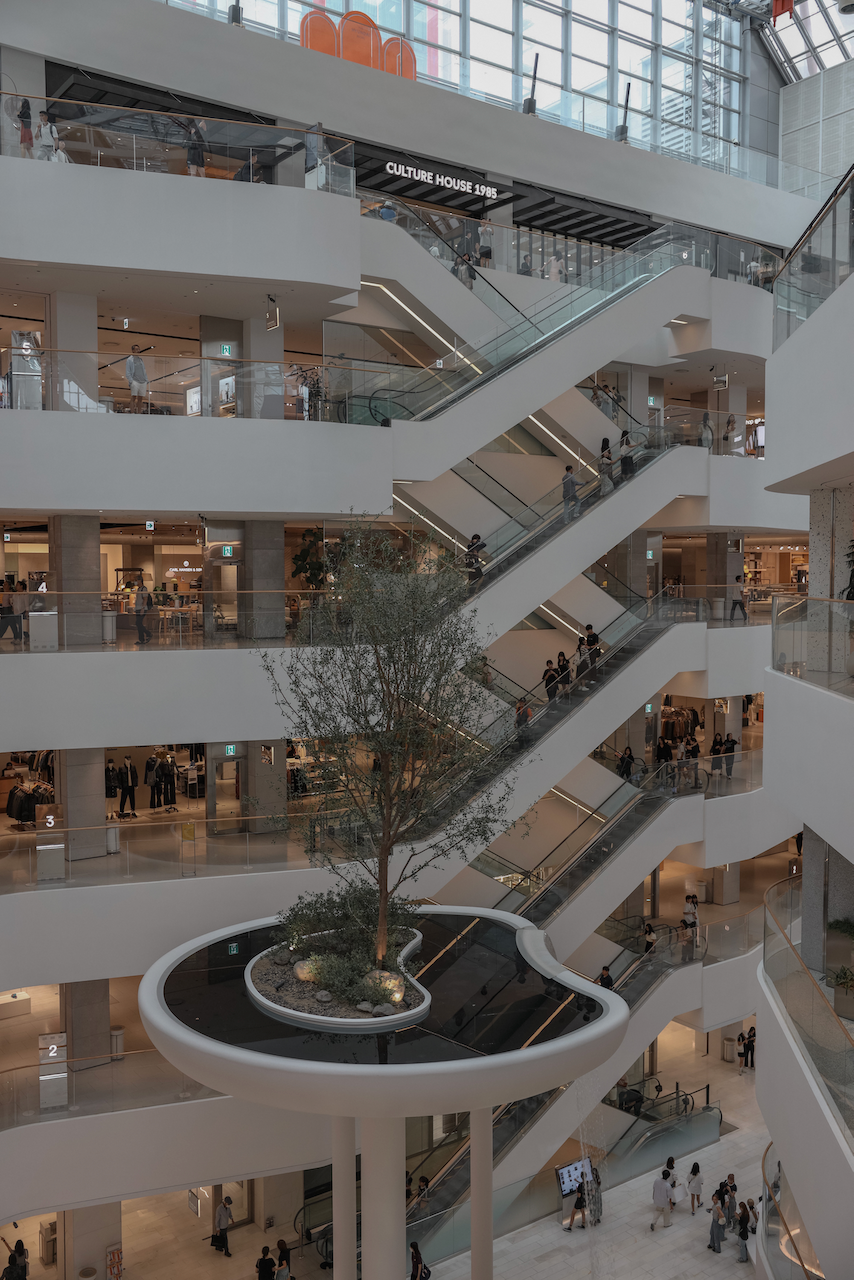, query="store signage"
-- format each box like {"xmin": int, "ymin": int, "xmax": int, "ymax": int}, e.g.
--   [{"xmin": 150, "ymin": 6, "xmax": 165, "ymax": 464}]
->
[
  {"xmin": 223, "ymin": 545, "xmax": 233, "ymax": 558},
  {"xmin": 123, "ymin": 318, "xmax": 129, "ymax": 330},
  {"xmin": 3, "ymin": 533, "xmax": 8, "ymax": 542},
  {"xmin": 228, "ymin": 941, "xmax": 239, "ymax": 955},
  {"xmin": 188, "ymin": 1190, "xmax": 200, "ymax": 1217},
  {"xmin": 182, "ymin": 822, "xmax": 195, "ymax": 841},
  {"xmin": 167, "ymin": 566, "xmax": 201, "ymax": 574},
  {"xmin": 145, "ymin": 521, "xmax": 155, "ymax": 531},
  {"xmin": 221, "ymin": 343, "xmax": 233, "ymax": 357},
  {"xmin": 225, "ymin": 744, "xmax": 236, "ymax": 756},
  {"xmin": 383, "ymin": 159, "xmax": 502, "ymax": 199}
]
